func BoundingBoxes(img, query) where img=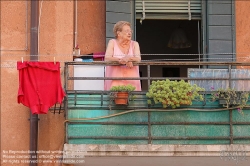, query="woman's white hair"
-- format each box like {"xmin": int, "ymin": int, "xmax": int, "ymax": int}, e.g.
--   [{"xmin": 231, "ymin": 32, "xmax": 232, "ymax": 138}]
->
[{"xmin": 113, "ymin": 21, "xmax": 131, "ymax": 38}]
